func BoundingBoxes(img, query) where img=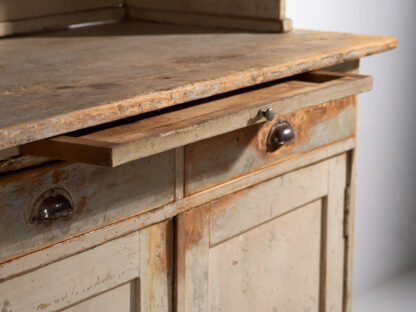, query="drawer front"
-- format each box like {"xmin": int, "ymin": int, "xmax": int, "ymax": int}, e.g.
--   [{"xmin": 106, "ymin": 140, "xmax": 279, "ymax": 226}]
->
[
  {"xmin": 184, "ymin": 96, "xmax": 355, "ymax": 195},
  {"xmin": 0, "ymin": 151, "xmax": 174, "ymax": 263}
]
